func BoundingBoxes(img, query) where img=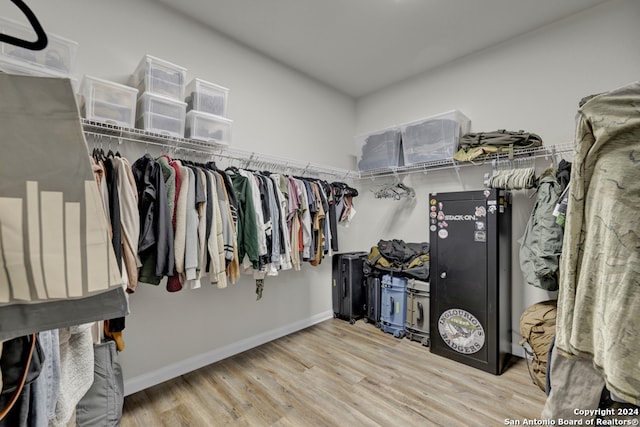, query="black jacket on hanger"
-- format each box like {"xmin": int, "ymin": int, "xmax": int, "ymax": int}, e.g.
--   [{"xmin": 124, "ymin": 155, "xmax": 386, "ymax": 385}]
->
[{"xmin": 131, "ymin": 154, "xmax": 175, "ymax": 284}]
